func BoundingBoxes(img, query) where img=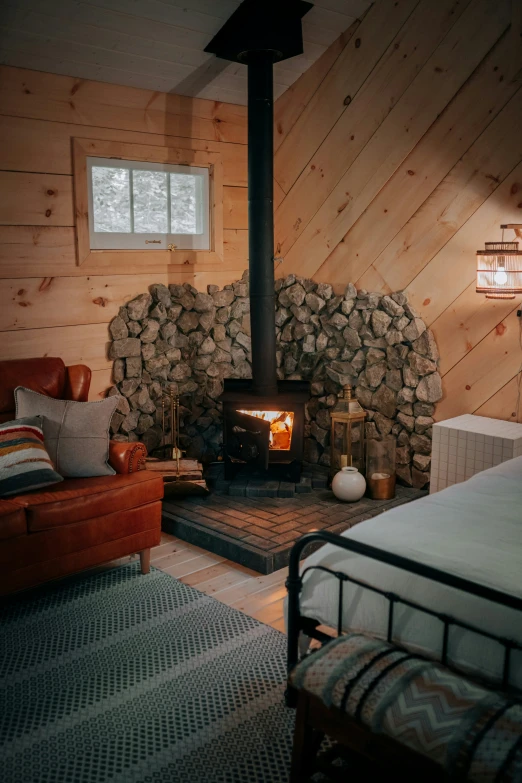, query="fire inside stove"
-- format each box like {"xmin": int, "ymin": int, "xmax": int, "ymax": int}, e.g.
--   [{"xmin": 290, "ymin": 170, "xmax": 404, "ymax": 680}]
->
[{"xmin": 237, "ymin": 410, "xmax": 294, "ymax": 450}]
